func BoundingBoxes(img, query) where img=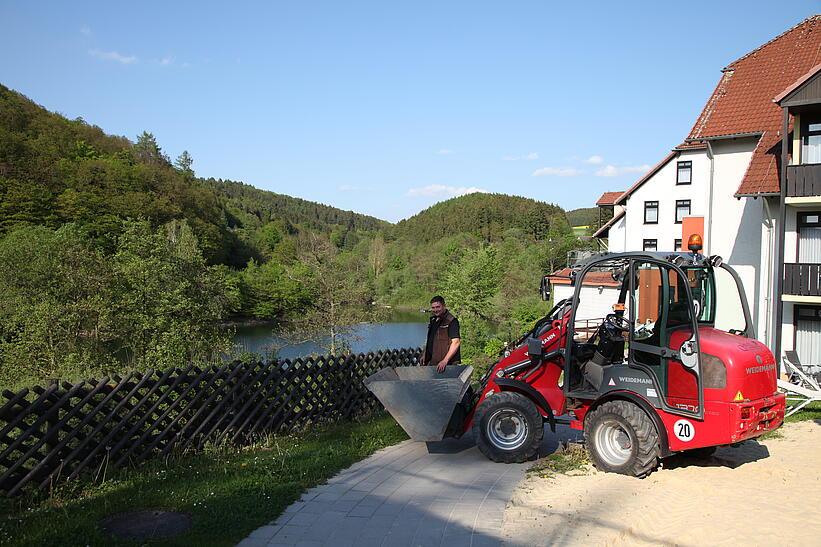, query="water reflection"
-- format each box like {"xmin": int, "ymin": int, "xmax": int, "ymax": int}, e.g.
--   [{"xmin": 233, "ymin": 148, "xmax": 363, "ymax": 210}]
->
[{"xmin": 229, "ymin": 310, "xmax": 428, "ymax": 360}]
